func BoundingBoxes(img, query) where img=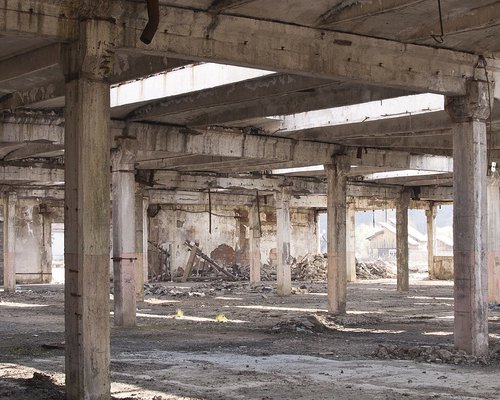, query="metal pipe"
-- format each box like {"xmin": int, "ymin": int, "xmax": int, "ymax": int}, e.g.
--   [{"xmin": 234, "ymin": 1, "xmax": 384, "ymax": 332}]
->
[{"xmin": 140, "ymin": 0, "xmax": 160, "ymax": 45}]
